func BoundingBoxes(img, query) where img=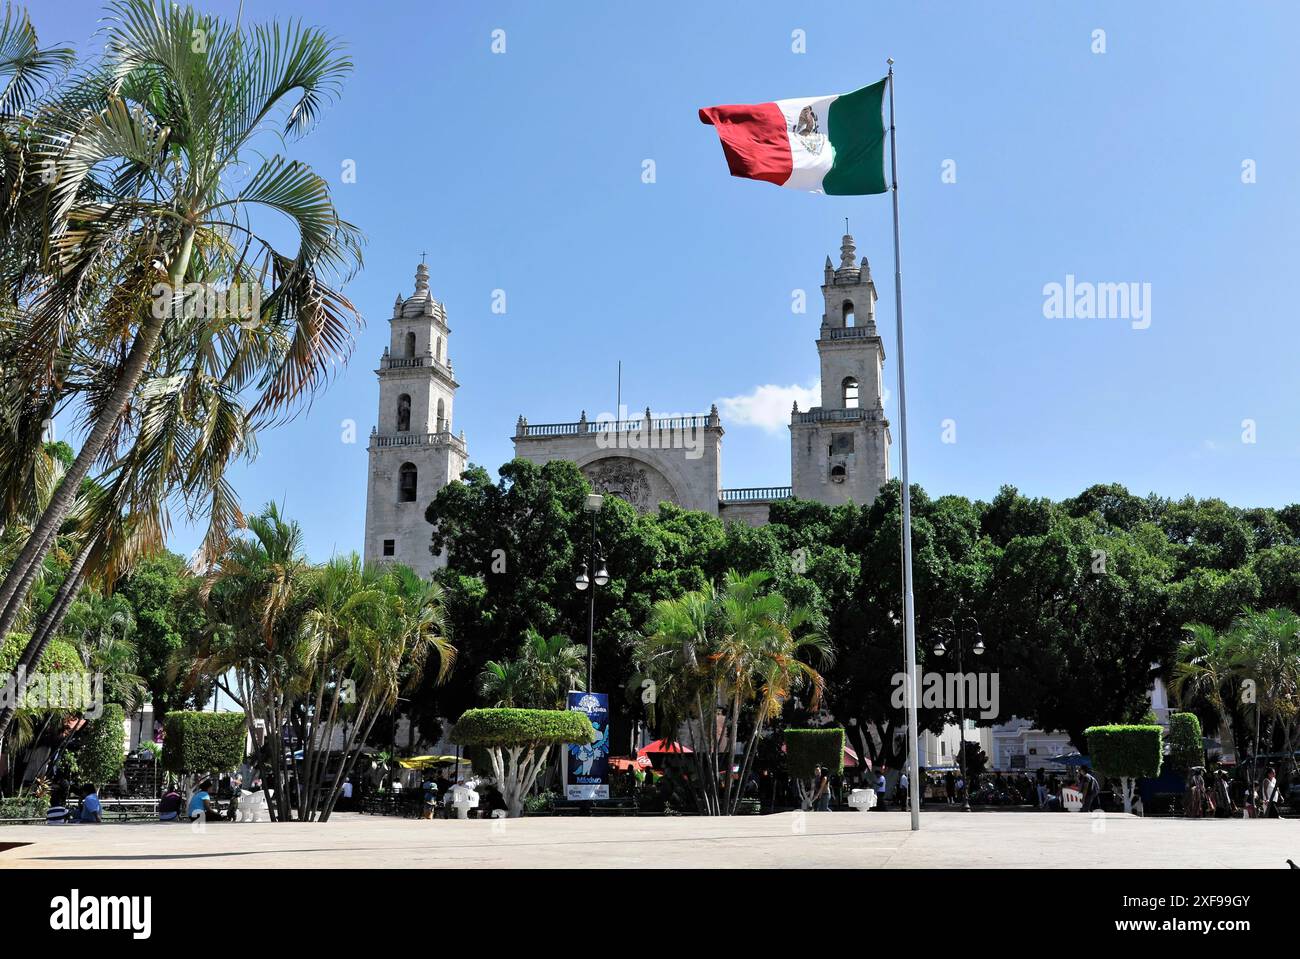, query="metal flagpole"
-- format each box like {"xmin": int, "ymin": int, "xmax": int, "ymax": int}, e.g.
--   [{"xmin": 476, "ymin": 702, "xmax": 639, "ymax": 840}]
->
[{"xmin": 887, "ymin": 58, "xmax": 922, "ymax": 832}]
